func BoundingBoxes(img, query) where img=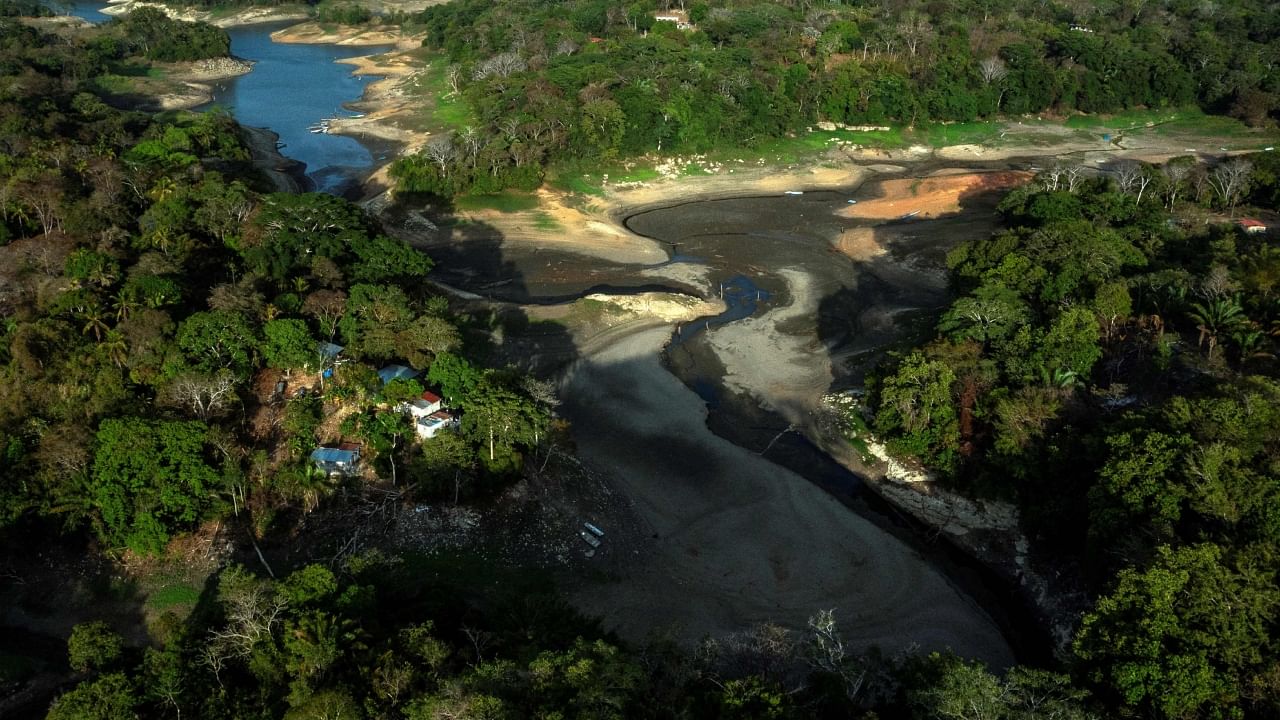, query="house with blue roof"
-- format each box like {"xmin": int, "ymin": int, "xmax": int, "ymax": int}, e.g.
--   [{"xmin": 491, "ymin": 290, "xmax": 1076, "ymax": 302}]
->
[
  {"xmin": 311, "ymin": 446, "xmax": 361, "ymax": 475},
  {"xmin": 317, "ymin": 342, "xmax": 344, "ymax": 362},
  {"xmin": 378, "ymin": 364, "xmax": 420, "ymax": 385},
  {"xmin": 316, "ymin": 342, "xmax": 346, "ymax": 378}
]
